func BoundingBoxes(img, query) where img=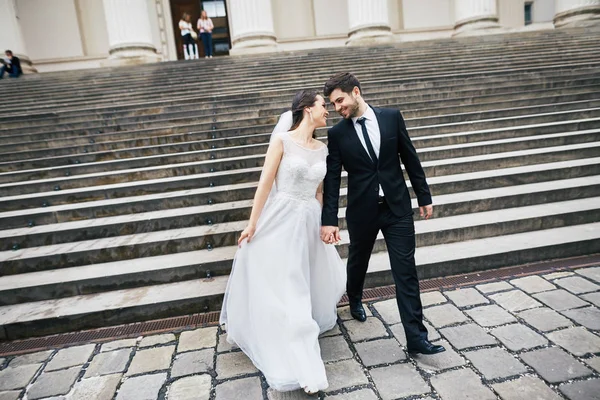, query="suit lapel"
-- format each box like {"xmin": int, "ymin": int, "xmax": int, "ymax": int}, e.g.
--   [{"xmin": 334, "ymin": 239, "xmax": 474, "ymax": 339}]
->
[{"xmin": 343, "ymin": 117, "xmax": 373, "ymax": 165}]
